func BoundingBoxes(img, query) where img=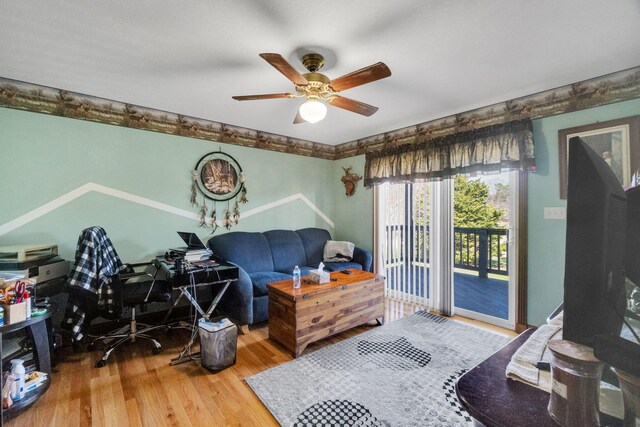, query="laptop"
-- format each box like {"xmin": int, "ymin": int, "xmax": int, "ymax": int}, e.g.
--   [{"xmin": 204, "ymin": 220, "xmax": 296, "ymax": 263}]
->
[{"xmin": 171, "ymin": 232, "xmax": 212, "ymax": 254}]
